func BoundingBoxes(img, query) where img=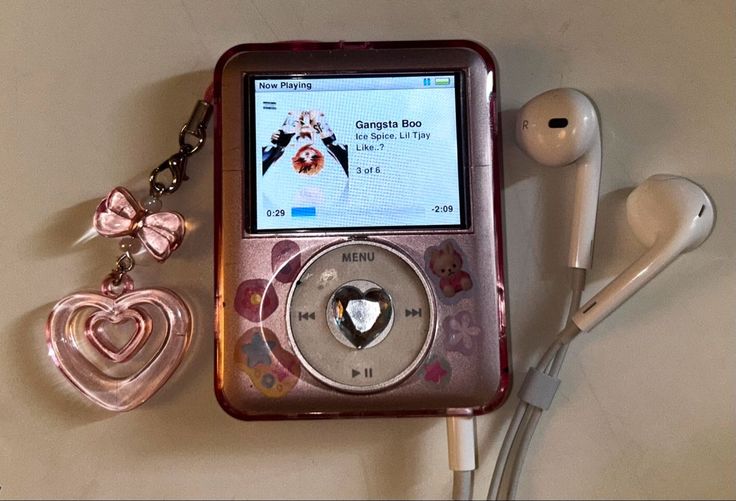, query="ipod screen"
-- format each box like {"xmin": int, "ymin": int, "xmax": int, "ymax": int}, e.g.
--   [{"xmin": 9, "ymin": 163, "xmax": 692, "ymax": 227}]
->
[{"xmin": 249, "ymin": 73, "xmax": 465, "ymax": 232}]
